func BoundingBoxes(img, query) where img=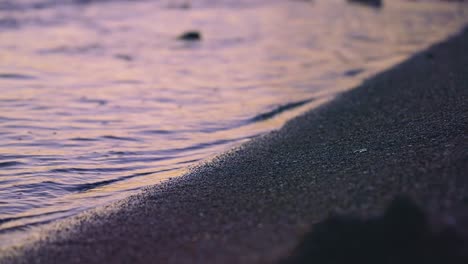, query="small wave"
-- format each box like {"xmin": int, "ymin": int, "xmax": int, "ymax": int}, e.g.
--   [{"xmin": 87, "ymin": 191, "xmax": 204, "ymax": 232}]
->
[
  {"xmin": 0, "ymin": 73, "xmax": 36, "ymax": 80},
  {"xmin": 175, "ymin": 158, "xmax": 201, "ymax": 165},
  {"xmin": 0, "ymin": 154, "xmax": 35, "ymax": 161},
  {"xmin": 69, "ymin": 172, "xmax": 153, "ymax": 192},
  {"xmin": 48, "ymin": 166, "xmax": 141, "ymax": 173},
  {"xmin": 101, "ymin": 135, "xmax": 140, "ymax": 142},
  {"xmin": 0, "ymin": 1, "xmax": 56, "ymax": 11},
  {"xmin": 348, "ymin": 33, "xmax": 382, "ymax": 43},
  {"xmin": 74, "ymin": 119, "xmax": 121, "ymax": 124},
  {"xmin": 70, "ymin": 137, "xmax": 99, "ymax": 142},
  {"xmin": 0, "ymin": 209, "xmax": 70, "ymax": 225},
  {"xmin": 161, "ymin": 138, "xmax": 243, "ymax": 154},
  {"xmin": 78, "ymin": 97, "xmax": 107, "ymax": 106},
  {"xmin": 0, "ymin": 161, "xmax": 24, "ymax": 168},
  {"xmin": 0, "ymin": 213, "xmax": 73, "ymax": 234},
  {"xmin": 249, "ymin": 98, "xmax": 314, "ymax": 122},
  {"xmin": 0, "ymin": 116, "xmax": 35, "ymax": 122},
  {"xmin": 5, "ymin": 171, "xmax": 164, "ymax": 197},
  {"xmin": 111, "ymin": 80, "xmax": 143, "ymax": 85},
  {"xmin": 104, "ymin": 156, "xmax": 173, "ymax": 165},
  {"xmin": 62, "ymin": 168, "xmax": 176, "ymax": 192},
  {"xmin": 0, "ymin": 0, "xmax": 143, "ymax": 12},
  {"xmin": 3, "ymin": 124, "xmax": 55, "ymax": 131},
  {"xmin": 38, "ymin": 44, "xmax": 103, "ymax": 55},
  {"xmin": 0, "ymin": 17, "xmax": 19, "ymax": 29},
  {"xmin": 107, "ymin": 151, "xmax": 138, "ymax": 155},
  {"xmin": 140, "ymin": 129, "xmax": 173, "ymax": 135},
  {"xmin": 343, "ymin": 68, "xmax": 365, "ymax": 77}
]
